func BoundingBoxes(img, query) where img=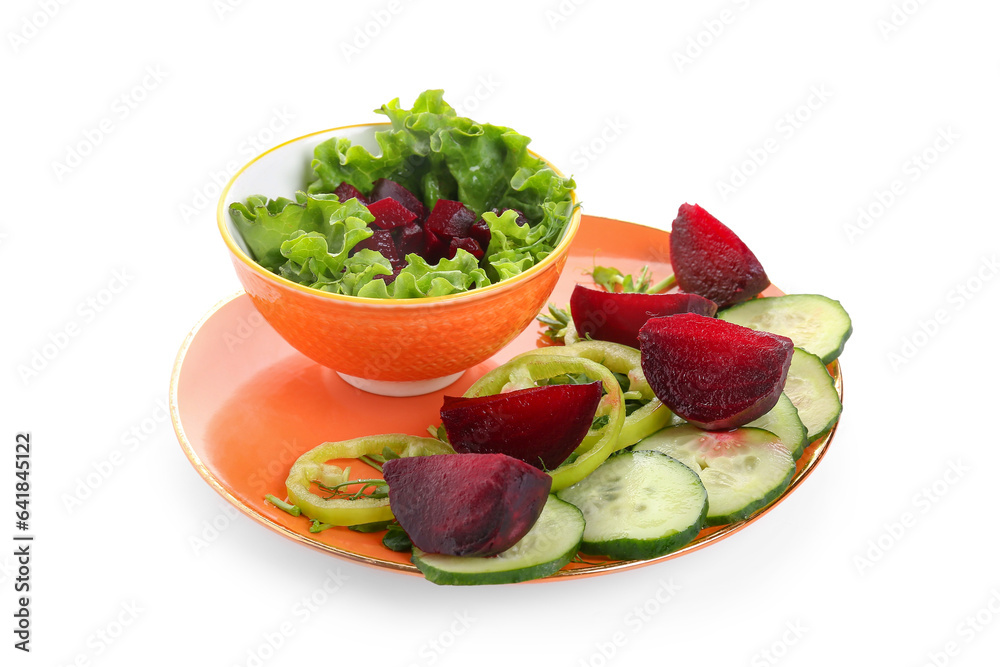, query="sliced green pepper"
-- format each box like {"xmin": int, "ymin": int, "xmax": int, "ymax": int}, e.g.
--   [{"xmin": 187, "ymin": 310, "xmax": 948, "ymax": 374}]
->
[
  {"xmin": 463, "ymin": 355, "xmax": 624, "ymax": 491},
  {"xmin": 517, "ymin": 341, "xmax": 673, "ymax": 450},
  {"xmin": 285, "ymin": 434, "xmax": 452, "ymax": 526}
]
